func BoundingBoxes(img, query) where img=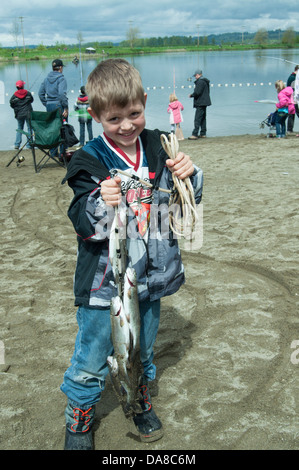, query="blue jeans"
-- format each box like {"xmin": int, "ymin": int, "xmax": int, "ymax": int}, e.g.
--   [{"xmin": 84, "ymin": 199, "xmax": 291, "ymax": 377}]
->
[
  {"xmin": 15, "ymin": 117, "xmax": 32, "ymax": 148},
  {"xmin": 275, "ymin": 112, "xmax": 287, "ymax": 137},
  {"xmin": 61, "ymin": 299, "xmax": 160, "ymax": 408},
  {"xmin": 79, "ymin": 120, "xmax": 93, "ymax": 146},
  {"xmin": 46, "ymin": 103, "xmax": 66, "ymax": 156}
]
